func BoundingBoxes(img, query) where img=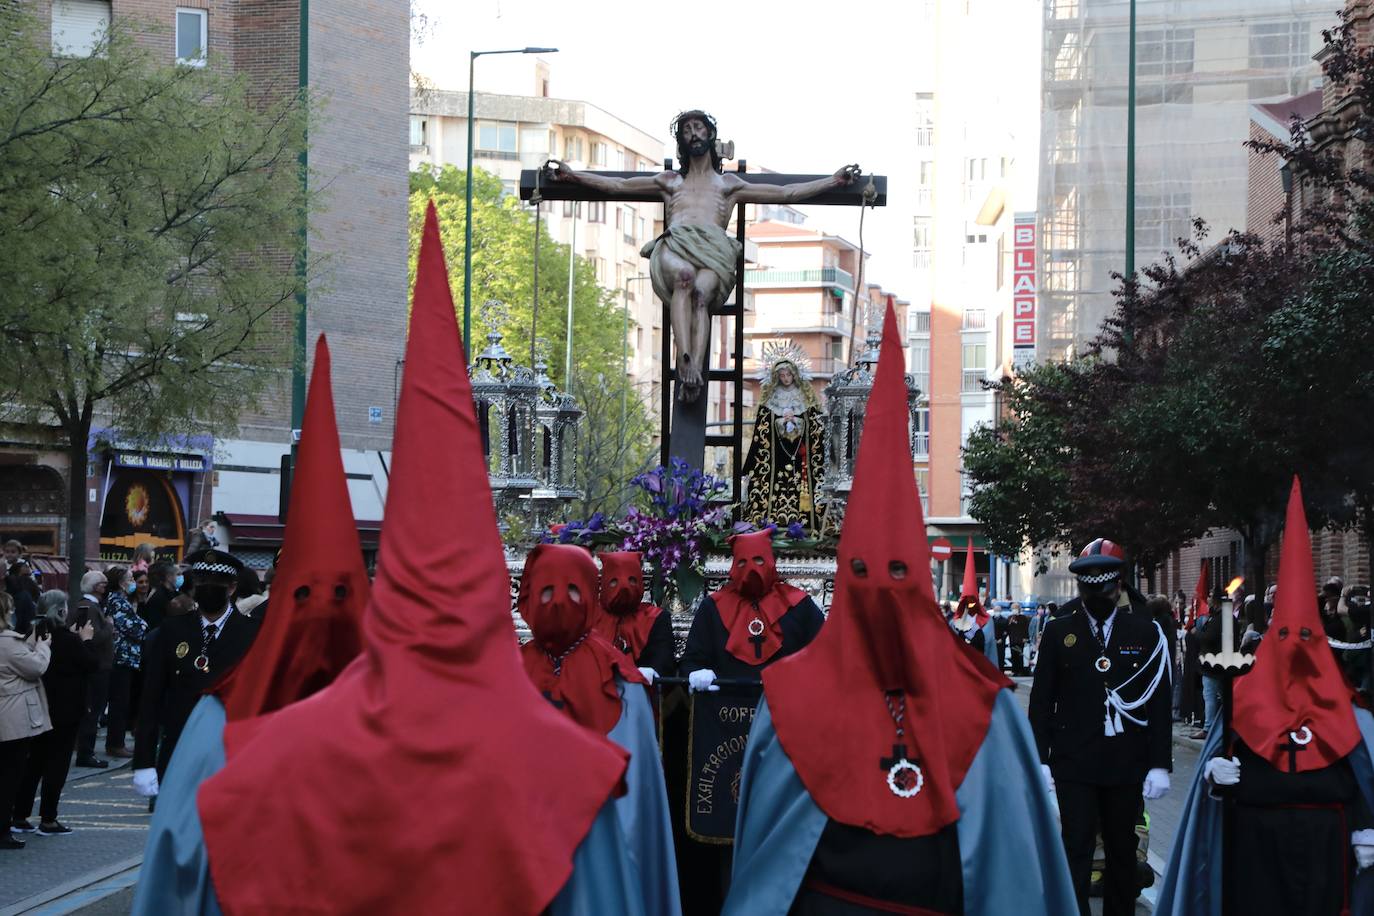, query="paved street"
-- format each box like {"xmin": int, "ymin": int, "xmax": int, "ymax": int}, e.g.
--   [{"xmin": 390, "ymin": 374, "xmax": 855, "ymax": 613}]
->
[
  {"xmin": 0, "ymin": 687, "xmax": 1204, "ymax": 914},
  {"xmin": 0, "ymin": 735, "xmax": 147, "ymax": 916},
  {"xmin": 1011, "ymin": 676, "xmax": 1204, "ymax": 915}
]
